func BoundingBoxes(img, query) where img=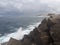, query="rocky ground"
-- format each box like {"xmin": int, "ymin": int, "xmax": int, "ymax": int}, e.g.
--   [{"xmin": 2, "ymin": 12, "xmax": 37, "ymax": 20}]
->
[{"xmin": 1, "ymin": 14, "xmax": 60, "ymax": 45}]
